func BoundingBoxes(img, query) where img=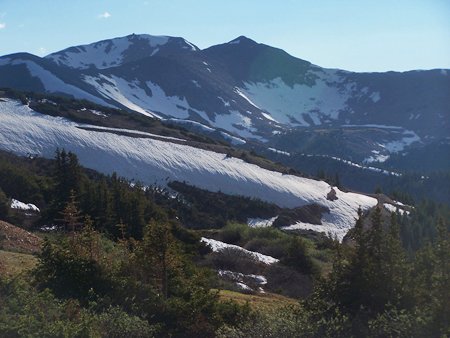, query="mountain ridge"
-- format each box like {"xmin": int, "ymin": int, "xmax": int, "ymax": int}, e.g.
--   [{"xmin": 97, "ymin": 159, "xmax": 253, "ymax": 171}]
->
[{"xmin": 0, "ymin": 33, "xmax": 449, "ymax": 170}]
